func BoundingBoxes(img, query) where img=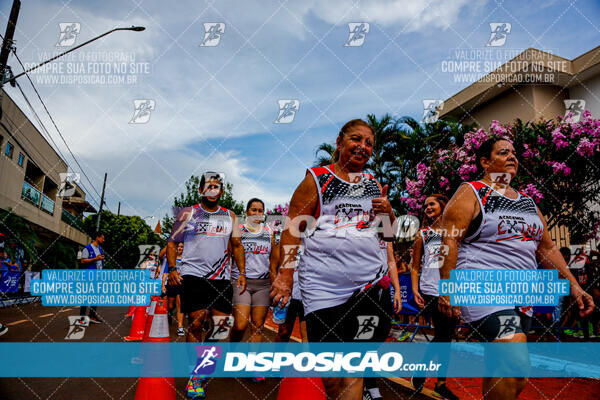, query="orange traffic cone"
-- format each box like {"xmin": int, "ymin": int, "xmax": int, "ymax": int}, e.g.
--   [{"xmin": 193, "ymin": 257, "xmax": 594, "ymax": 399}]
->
[
  {"xmin": 134, "ymin": 297, "xmax": 175, "ymax": 400},
  {"xmin": 143, "ymin": 297, "xmax": 169, "ymax": 343},
  {"xmin": 124, "ymin": 302, "xmax": 151, "ymax": 342},
  {"xmin": 134, "ymin": 377, "xmax": 176, "ymax": 400},
  {"xmin": 125, "ymin": 305, "xmax": 135, "ymax": 317},
  {"xmin": 277, "ymin": 377, "xmax": 327, "ymax": 400}
]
